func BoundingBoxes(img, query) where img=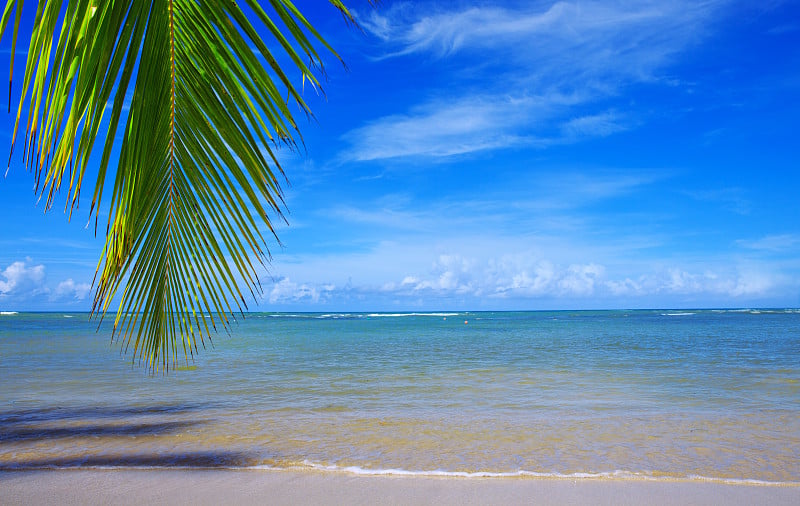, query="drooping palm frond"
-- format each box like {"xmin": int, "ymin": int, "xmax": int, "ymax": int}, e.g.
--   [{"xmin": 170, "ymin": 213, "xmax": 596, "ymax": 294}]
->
[{"xmin": 1, "ymin": 0, "xmax": 361, "ymax": 373}]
